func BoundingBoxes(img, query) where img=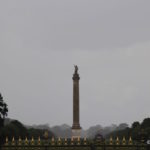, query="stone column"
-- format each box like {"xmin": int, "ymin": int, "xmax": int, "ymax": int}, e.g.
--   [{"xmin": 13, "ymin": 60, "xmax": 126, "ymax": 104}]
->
[{"xmin": 72, "ymin": 65, "xmax": 81, "ymax": 138}]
